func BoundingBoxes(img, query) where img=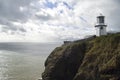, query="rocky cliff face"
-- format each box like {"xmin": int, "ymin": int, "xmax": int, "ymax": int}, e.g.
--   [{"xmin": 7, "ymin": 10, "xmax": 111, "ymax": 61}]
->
[{"xmin": 42, "ymin": 33, "xmax": 120, "ymax": 80}]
